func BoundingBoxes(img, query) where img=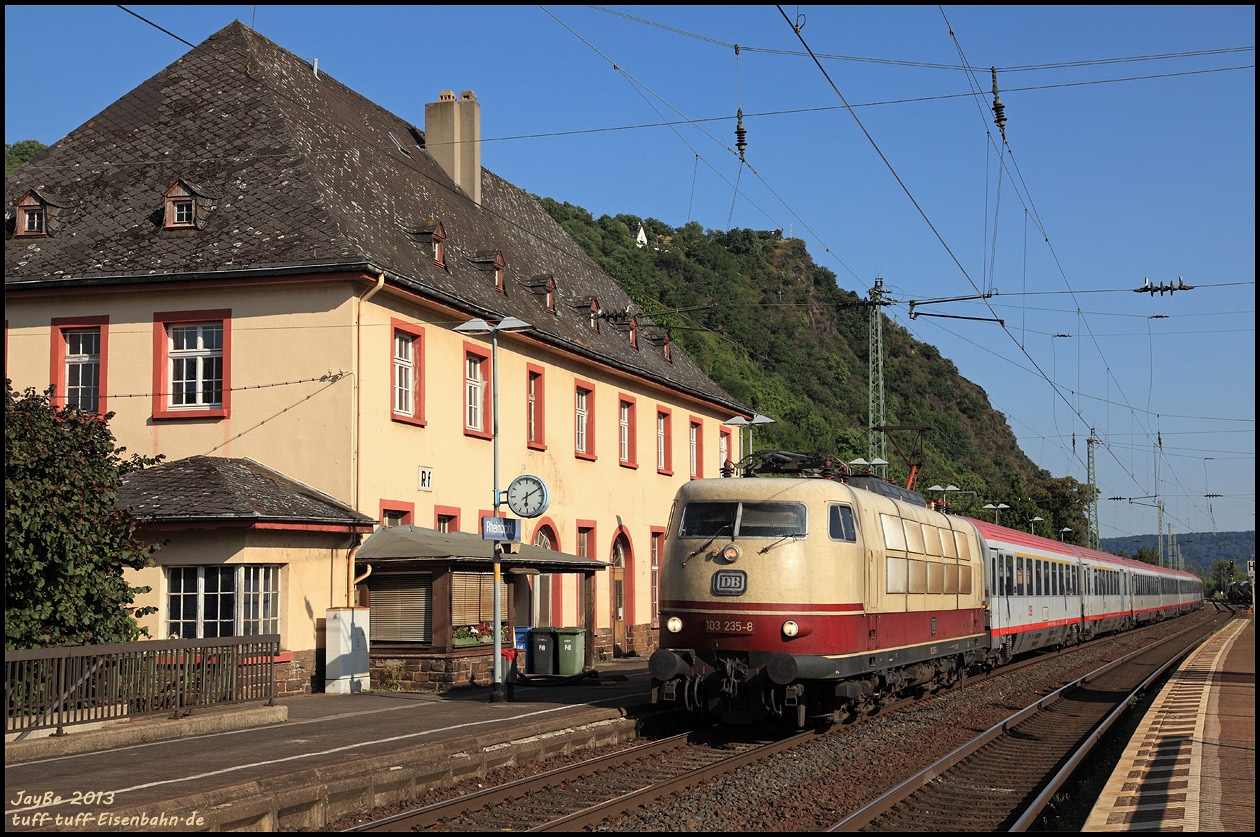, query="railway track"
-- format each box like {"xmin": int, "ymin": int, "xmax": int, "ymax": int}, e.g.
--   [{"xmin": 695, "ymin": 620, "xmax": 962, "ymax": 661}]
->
[
  {"xmin": 336, "ymin": 610, "xmax": 1225, "ymax": 833},
  {"xmin": 344, "ymin": 728, "xmax": 818, "ymax": 831},
  {"xmin": 826, "ymin": 612, "xmax": 1229, "ymax": 831}
]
